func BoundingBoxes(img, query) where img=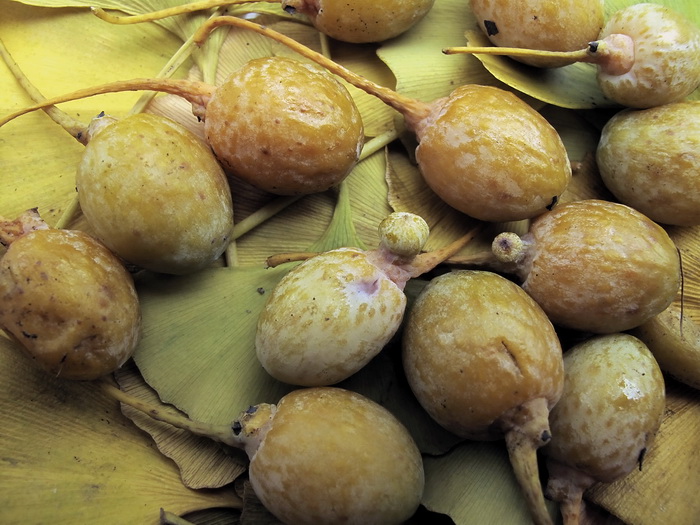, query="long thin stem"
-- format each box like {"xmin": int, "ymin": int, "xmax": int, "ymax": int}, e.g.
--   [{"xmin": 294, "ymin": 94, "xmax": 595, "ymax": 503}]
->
[
  {"xmin": 192, "ymin": 16, "xmax": 432, "ymax": 123},
  {"xmin": 0, "ymin": 78, "xmax": 215, "ymax": 127},
  {"xmin": 443, "ymin": 45, "xmax": 589, "ymax": 62},
  {"xmin": 0, "ymin": 37, "xmax": 88, "ymax": 142},
  {"xmin": 91, "ymin": 0, "xmax": 277, "ymax": 25},
  {"xmin": 100, "ymin": 380, "xmax": 240, "ymax": 447}
]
